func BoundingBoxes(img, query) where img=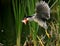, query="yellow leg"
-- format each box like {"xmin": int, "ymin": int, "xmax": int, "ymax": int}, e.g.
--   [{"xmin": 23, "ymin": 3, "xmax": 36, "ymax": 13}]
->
[
  {"xmin": 45, "ymin": 29, "xmax": 50, "ymax": 38},
  {"xmin": 37, "ymin": 36, "xmax": 44, "ymax": 46}
]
